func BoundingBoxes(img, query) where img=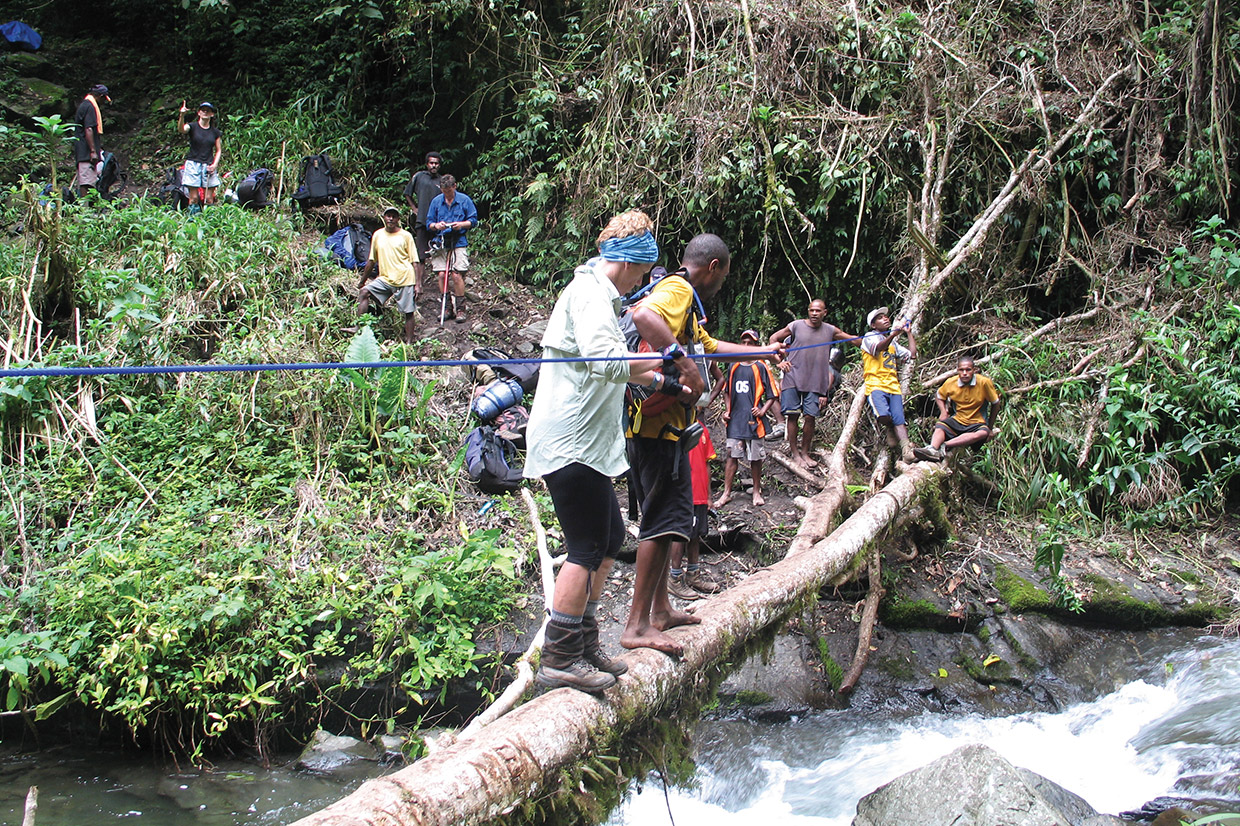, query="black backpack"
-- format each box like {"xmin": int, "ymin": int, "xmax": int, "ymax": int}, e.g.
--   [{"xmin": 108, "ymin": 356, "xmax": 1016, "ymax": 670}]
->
[
  {"xmin": 464, "ymin": 426, "xmax": 523, "ymax": 494},
  {"xmin": 96, "ymin": 150, "xmax": 125, "ymax": 199},
  {"xmin": 291, "ymin": 153, "xmax": 344, "ymax": 210},
  {"xmin": 157, "ymin": 166, "xmax": 188, "ymax": 210},
  {"xmin": 237, "ymin": 168, "xmax": 273, "ymax": 210}
]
